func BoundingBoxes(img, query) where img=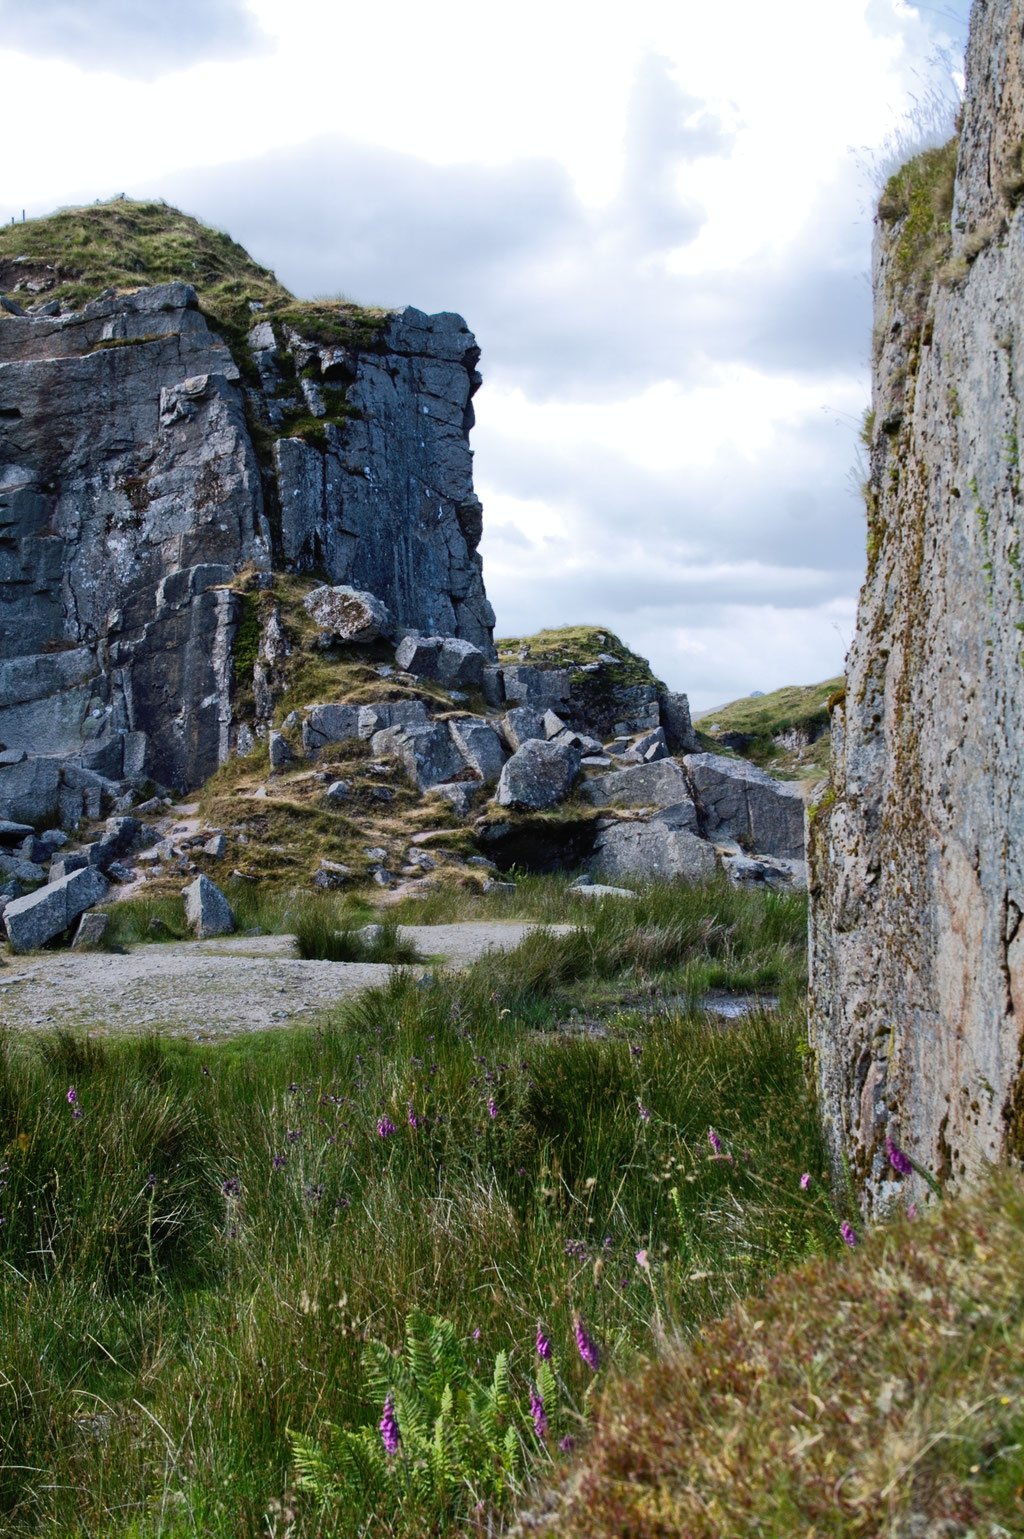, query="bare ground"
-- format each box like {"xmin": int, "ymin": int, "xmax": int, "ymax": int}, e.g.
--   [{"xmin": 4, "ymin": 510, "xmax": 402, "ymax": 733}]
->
[{"xmin": 0, "ymin": 924, "xmax": 571, "ymax": 1040}]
